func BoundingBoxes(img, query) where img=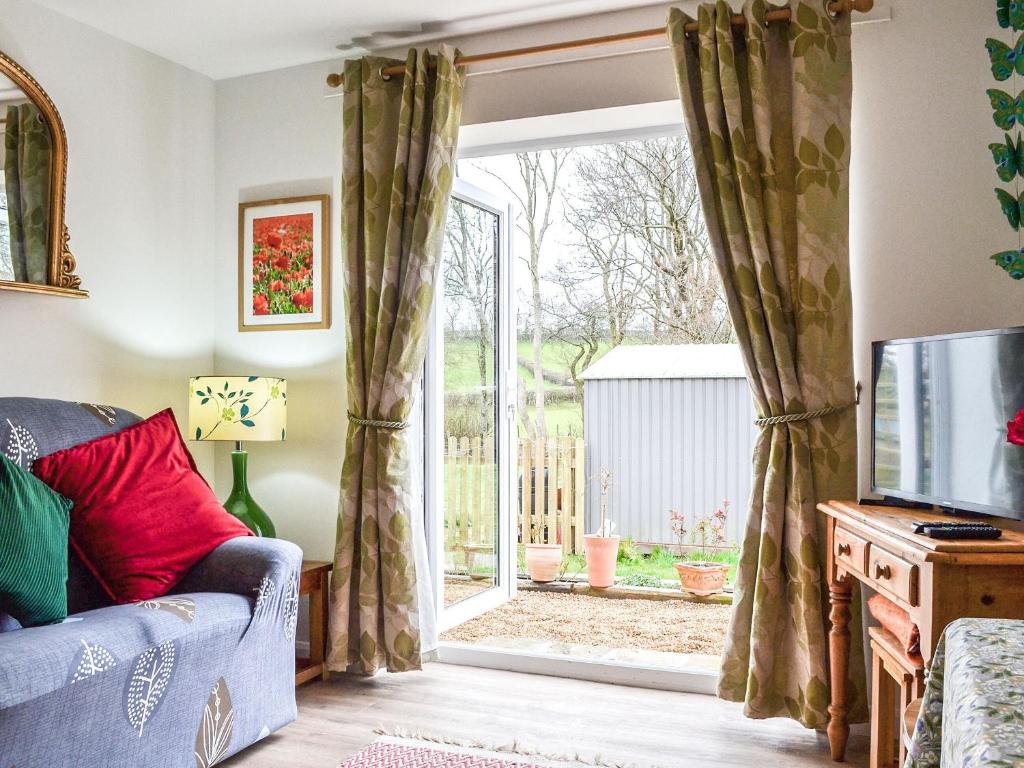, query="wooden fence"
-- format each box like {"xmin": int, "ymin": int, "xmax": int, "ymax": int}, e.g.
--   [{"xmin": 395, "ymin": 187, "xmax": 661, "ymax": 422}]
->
[
  {"xmin": 518, "ymin": 437, "xmax": 585, "ymax": 554},
  {"xmin": 443, "ymin": 435, "xmax": 496, "ymax": 558},
  {"xmin": 443, "ymin": 436, "xmax": 586, "ymax": 556}
]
